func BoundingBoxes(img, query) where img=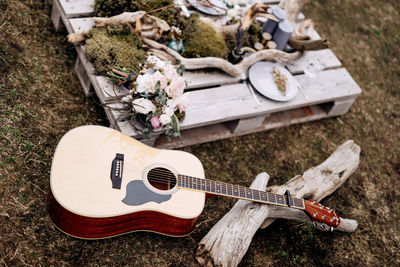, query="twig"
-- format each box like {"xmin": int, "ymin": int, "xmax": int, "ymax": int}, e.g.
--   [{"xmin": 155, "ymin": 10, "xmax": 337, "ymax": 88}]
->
[
  {"xmin": 9, "ymin": 244, "xmax": 19, "ymax": 262},
  {"xmin": 0, "ymin": 55, "xmax": 7, "ymax": 65},
  {"xmin": 21, "ymin": 177, "xmax": 46, "ymax": 195}
]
